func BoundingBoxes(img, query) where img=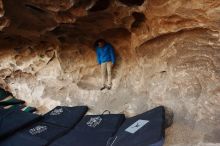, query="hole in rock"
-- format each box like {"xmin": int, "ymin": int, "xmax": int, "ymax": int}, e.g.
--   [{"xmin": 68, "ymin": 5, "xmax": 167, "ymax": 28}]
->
[
  {"xmin": 4, "ymin": 36, "xmax": 14, "ymax": 41},
  {"xmin": 14, "ymin": 48, "xmax": 21, "ymax": 53},
  {"xmin": 52, "ymin": 26, "xmax": 68, "ymax": 36},
  {"xmin": 88, "ymin": 0, "xmax": 110, "ymax": 12},
  {"xmin": 160, "ymin": 71, "xmax": 167, "ymax": 73},
  {"xmin": 119, "ymin": 0, "xmax": 145, "ymax": 6},
  {"xmin": 73, "ymin": 0, "xmax": 87, "ymax": 7},
  {"xmin": 58, "ymin": 36, "xmax": 66, "ymax": 43},
  {"xmin": 25, "ymin": 4, "xmax": 46, "ymax": 13},
  {"xmin": 131, "ymin": 12, "xmax": 146, "ymax": 28}
]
